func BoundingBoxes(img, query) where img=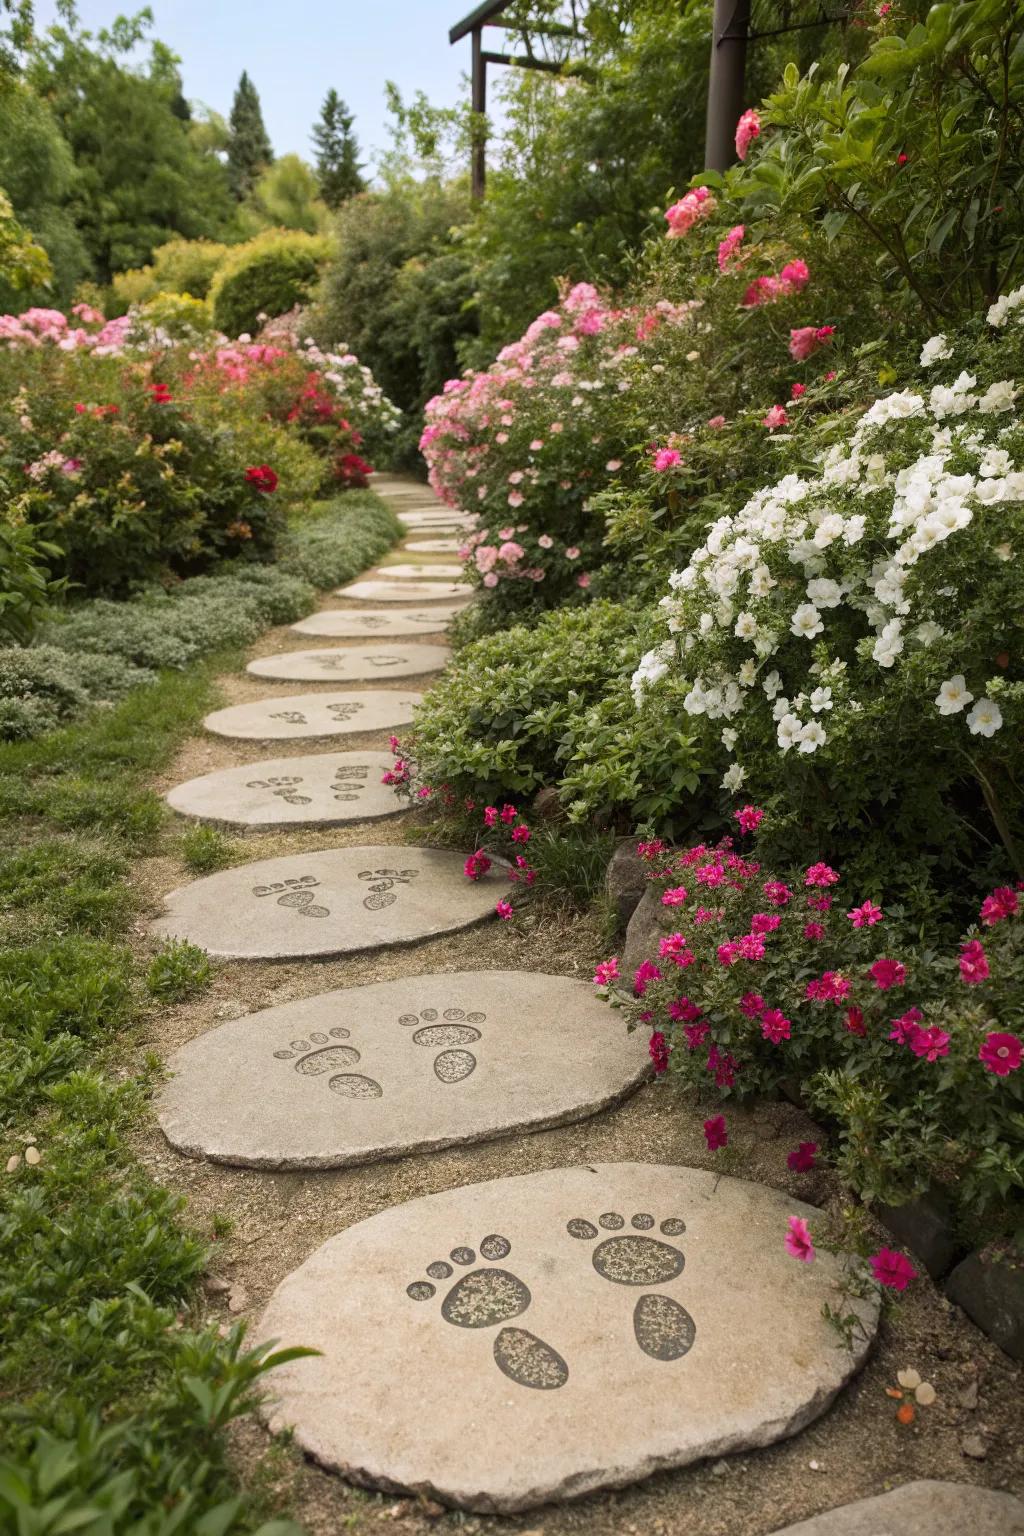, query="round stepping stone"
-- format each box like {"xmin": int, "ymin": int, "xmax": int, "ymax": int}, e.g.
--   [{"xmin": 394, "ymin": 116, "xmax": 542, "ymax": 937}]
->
[
  {"xmin": 381, "ymin": 563, "xmax": 465, "ymax": 579},
  {"xmin": 291, "ymin": 608, "xmax": 462, "ymax": 638},
  {"xmin": 159, "ymin": 972, "xmax": 649, "ymax": 1169},
  {"xmin": 204, "ymin": 692, "xmax": 423, "ymax": 741},
  {"xmin": 406, "ymin": 539, "xmax": 462, "ymax": 553},
  {"xmin": 771, "ymin": 1481, "xmax": 1024, "ymax": 1535},
  {"xmin": 150, "ymin": 845, "xmax": 508, "ymax": 960},
  {"xmin": 166, "ymin": 751, "xmax": 403, "ymax": 829},
  {"xmin": 246, "ymin": 644, "xmax": 449, "ymax": 683},
  {"xmin": 338, "ymin": 581, "xmax": 468, "ymax": 604},
  {"xmin": 255, "ymin": 1163, "xmax": 878, "ymax": 1512}
]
